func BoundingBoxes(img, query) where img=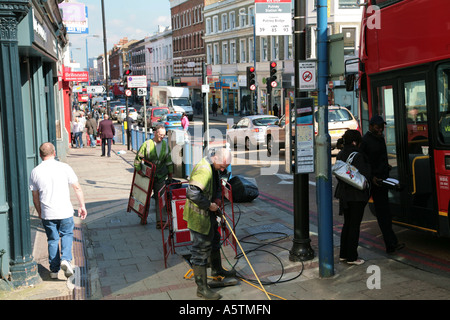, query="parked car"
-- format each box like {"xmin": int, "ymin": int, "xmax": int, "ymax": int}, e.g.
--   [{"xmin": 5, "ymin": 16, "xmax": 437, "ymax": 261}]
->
[
  {"xmin": 111, "ymin": 105, "xmax": 126, "ymax": 120},
  {"xmin": 265, "ymin": 106, "xmax": 359, "ymax": 156},
  {"xmin": 158, "ymin": 113, "xmax": 183, "ymax": 131},
  {"xmin": 137, "ymin": 106, "xmax": 170, "ymax": 129},
  {"xmin": 117, "ymin": 107, "xmax": 138, "ymax": 124},
  {"xmin": 226, "ymin": 115, "xmax": 279, "ymax": 150}
]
